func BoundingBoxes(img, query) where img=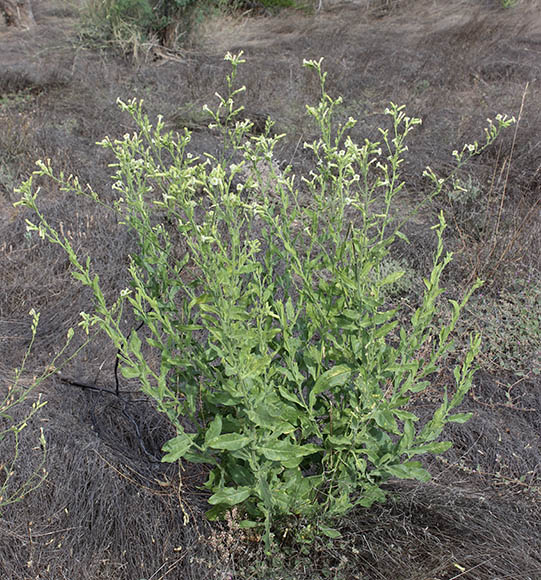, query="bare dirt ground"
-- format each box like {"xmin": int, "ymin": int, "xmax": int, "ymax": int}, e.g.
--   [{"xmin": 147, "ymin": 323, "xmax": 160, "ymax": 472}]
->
[{"xmin": 0, "ymin": 1, "xmax": 540, "ymax": 578}]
